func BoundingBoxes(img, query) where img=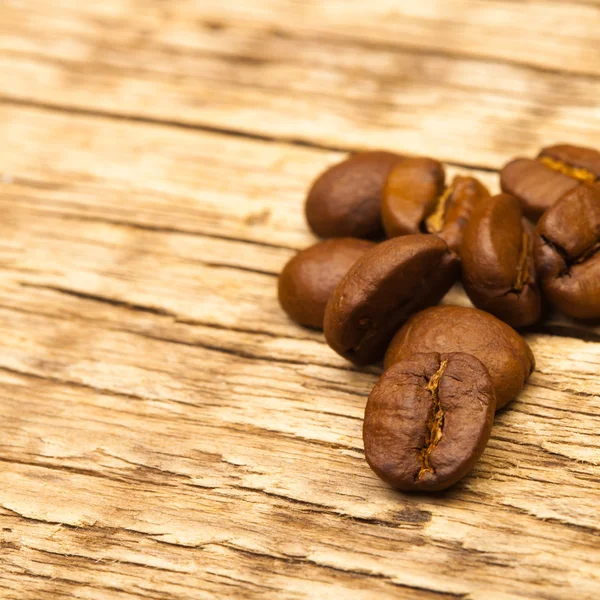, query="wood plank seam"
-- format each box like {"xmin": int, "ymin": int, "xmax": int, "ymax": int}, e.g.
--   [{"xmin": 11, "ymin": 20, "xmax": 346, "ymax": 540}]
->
[{"xmin": 0, "ymin": 95, "xmax": 499, "ymax": 174}]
